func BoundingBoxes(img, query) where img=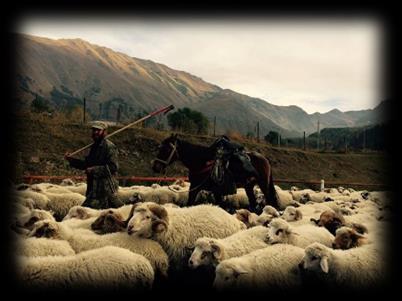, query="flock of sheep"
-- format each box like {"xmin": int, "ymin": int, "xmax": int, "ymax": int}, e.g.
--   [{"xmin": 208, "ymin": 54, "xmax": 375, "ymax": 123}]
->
[{"xmin": 9, "ymin": 178, "xmax": 393, "ymax": 292}]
